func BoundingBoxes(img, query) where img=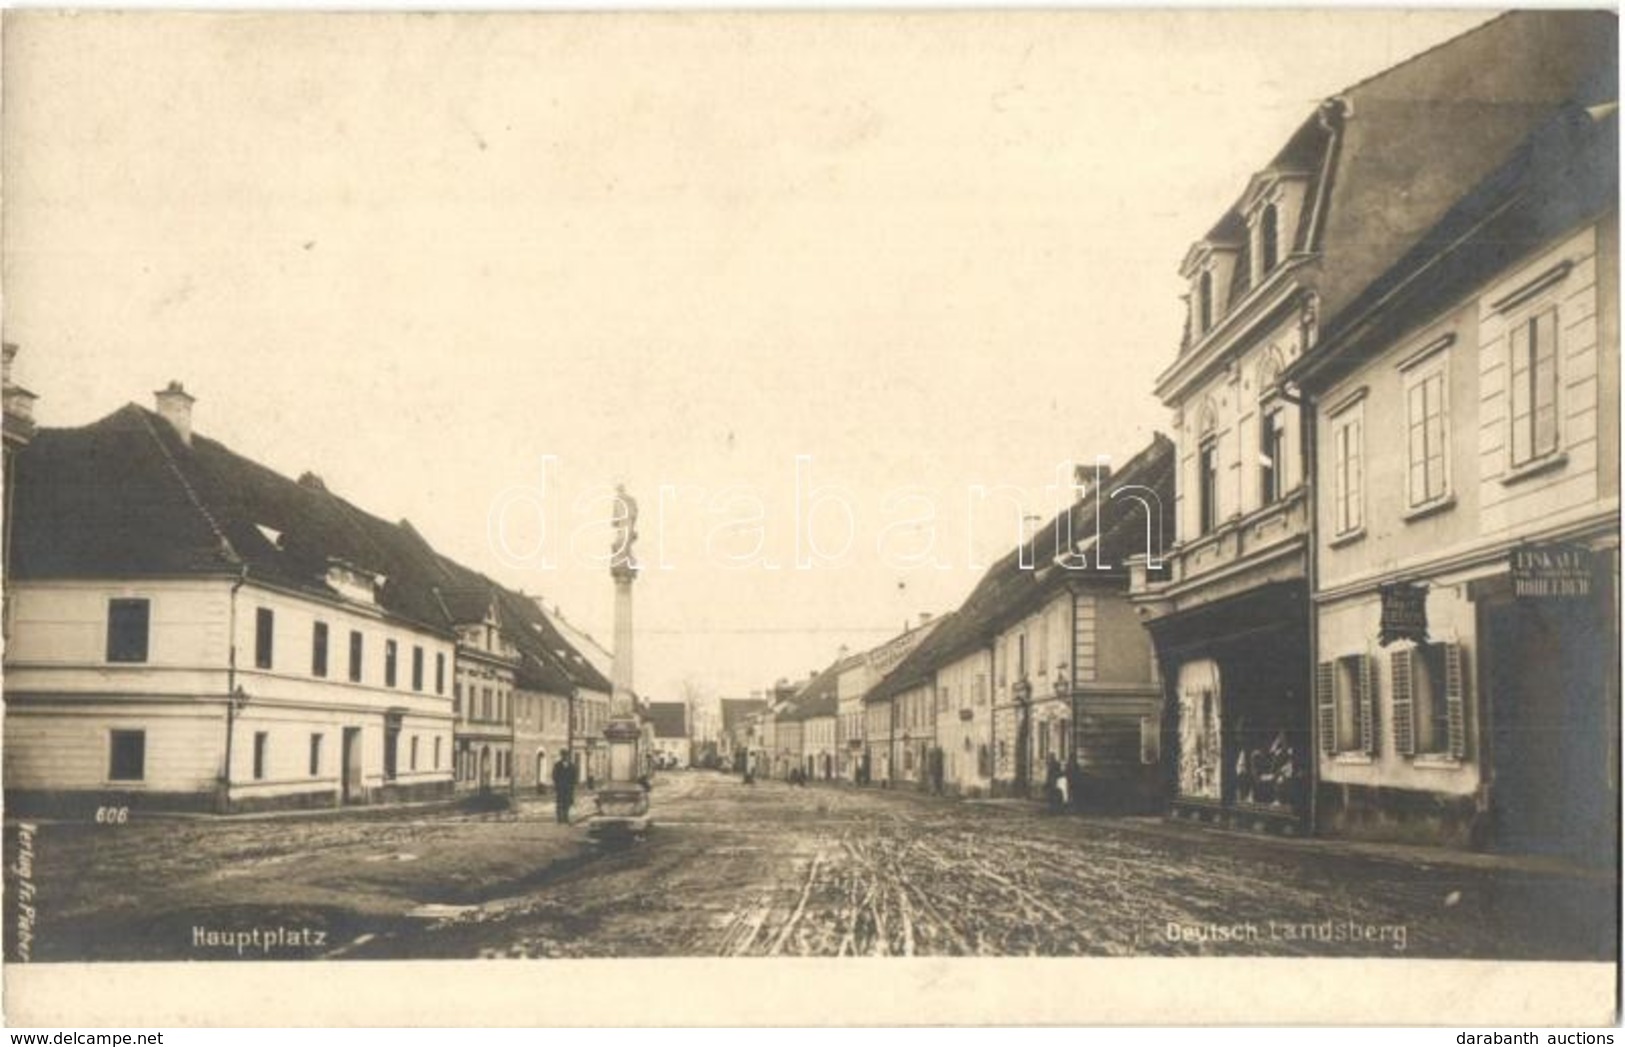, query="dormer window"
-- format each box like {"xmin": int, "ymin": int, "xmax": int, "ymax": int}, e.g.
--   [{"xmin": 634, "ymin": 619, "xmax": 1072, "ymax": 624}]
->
[
  {"xmin": 1259, "ymin": 203, "xmax": 1280, "ymax": 274},
  {"xmin": 1197, "ymin": 271, "xmax": 1215, "ymax": 333},
  {"xmin": 326, "ymin": 560, "xmax": 383, "ymax": 607}
]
